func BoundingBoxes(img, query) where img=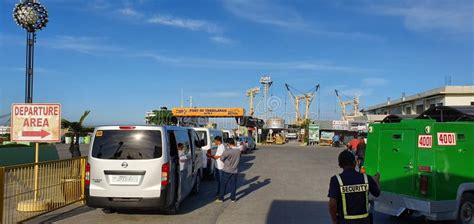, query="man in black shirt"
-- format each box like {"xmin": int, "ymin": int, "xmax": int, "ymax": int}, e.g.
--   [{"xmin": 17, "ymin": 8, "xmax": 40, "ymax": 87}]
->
[{"xmin": 328, "ymin": 151, "xmax": 380, "ymax": 224}]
